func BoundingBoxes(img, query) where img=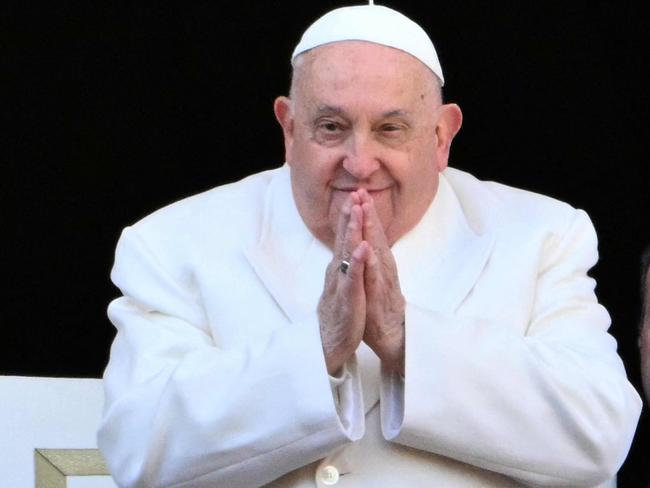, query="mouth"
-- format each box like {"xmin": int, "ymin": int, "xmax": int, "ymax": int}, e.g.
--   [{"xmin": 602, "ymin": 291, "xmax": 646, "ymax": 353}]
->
[
  {"xmin": 366, "ymin": 188, "xmax": 390, "ymax": 196},
  {"xmin": 333, "ymin": 186, "xmax": 391, "ymax": 195}
]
